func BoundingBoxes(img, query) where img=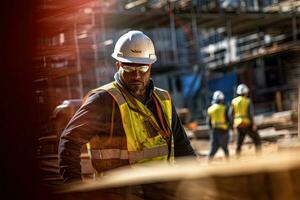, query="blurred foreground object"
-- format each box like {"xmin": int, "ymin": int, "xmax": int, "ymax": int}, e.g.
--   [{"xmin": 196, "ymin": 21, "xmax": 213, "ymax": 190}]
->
[
  {"xmin": 52, "ymin": 99, "xmax": 82, "ymax": 138},
  {"xmin": 37, "ymin": 99, "xmax": 95, "ymax": 186},
  {"xmin": 57, "ymin": 150, "xmax": 300, "ymax": 200}
]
